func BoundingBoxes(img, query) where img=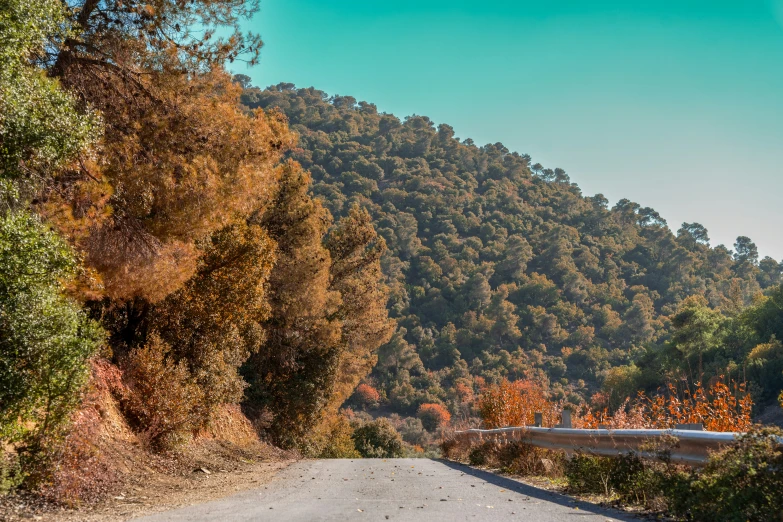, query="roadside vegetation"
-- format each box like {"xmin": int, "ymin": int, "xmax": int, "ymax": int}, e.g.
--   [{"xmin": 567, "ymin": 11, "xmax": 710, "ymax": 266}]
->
[
  {"xmin": 442, "ymin": 375, "xmax": 783, "ymax": 521},
  {"xmin": 443, "ymin": 426, "xmax": 783, "ymax": 522}
]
